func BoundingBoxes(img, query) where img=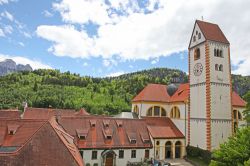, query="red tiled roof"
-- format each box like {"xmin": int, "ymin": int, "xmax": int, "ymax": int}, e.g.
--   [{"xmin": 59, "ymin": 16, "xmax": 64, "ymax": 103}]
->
[
  {"xmin": 0, "ymin": 119, "xmax": 84, "ymax": 166},
  {"xmin": 23, "ymin": 107, "xmax": 77, "ymax": 119},
  {"xmin": 170, "ymin": 83, "xmax": 189, "ymax": 102},
  {"xmin": 143, "ymin": 117, "xmax": 184, "ymax": 139},
  {"xmin": 59, "ymin": 117, "xmax": 152, "ymax": 149},
  {"xmin": 232, "ymin": 91, "xmax": 247, "ymax": 107},
  {"xmin": 133, "ymin": 83, "xmax": 246, "ymax": 107},
  {"xmin": 196, "ymin": 20, "xmax": 229, "ymax": 44},
  {"xmin": 132, "ymin": 84, "xmax": 170, "ymax": 102},
  {"xmin": 0, "ymin": 109, "xmax": 21, "ymax": 119}
]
